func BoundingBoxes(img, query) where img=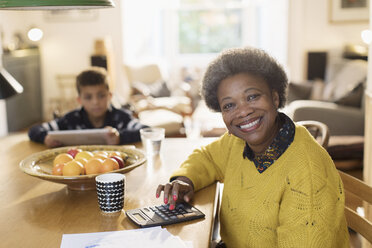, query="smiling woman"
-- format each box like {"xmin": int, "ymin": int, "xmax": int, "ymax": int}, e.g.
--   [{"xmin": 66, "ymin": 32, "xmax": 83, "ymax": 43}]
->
[{"xmin": 155, "ymin": 47, "xmax": 350, "ymax": 248}]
